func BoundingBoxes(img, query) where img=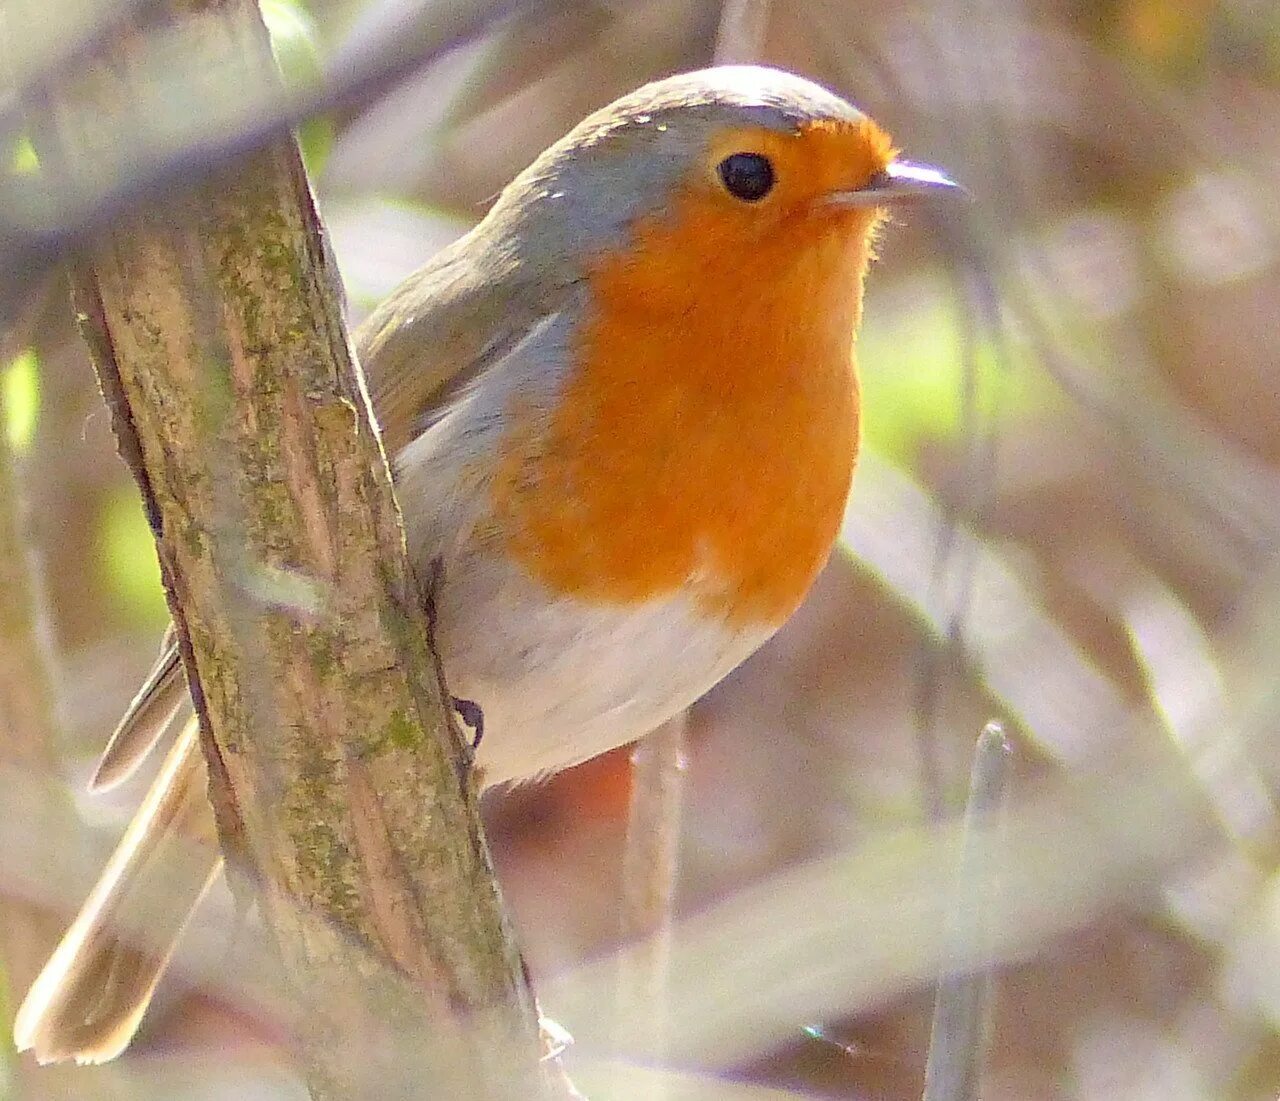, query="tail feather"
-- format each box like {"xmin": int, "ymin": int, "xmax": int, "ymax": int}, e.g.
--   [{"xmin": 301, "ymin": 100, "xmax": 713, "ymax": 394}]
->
[
  {"xmin": 90, "ymin": 632, "xmax": 186, "ymax": 793},
  {"xmin": 14, "ymin": 720, "xmax": 222, "ymax": 1064}
]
